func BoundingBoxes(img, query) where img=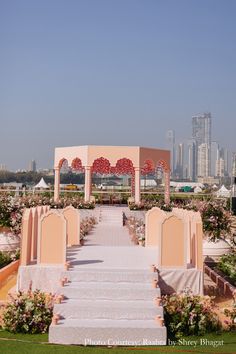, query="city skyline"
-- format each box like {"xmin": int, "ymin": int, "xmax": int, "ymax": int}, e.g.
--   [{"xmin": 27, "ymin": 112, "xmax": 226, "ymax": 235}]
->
[
  {"xmin": 0, "ymin": 110, "xmax": 235, "ymax": 175},
  {"xmin": 167, "ymin": 111, "xmax": 234, "ymax": 181},
  {"xmin": 1, "ymin": 1, "xmax": 236, "ymax": 170}
]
